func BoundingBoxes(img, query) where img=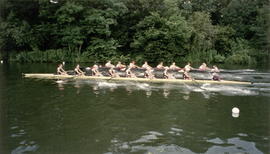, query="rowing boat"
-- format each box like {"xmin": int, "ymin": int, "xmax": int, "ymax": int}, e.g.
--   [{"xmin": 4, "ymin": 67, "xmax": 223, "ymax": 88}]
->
[{"xmin": 23, "ymin": 73, "xmax": 252, "ymax": 85}]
